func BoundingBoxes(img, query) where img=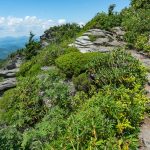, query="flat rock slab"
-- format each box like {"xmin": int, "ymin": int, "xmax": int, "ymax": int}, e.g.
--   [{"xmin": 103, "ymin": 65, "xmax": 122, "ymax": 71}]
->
[
  {"xmin": 0, "ymin": 69, "xmax": 19, "ymax": 78},
  {"xmin": 70, "ymin": 28, "xmax": 125, "ymax": 53},
  {"xmin": 0, "ymin": 78, "xmax": 16, "ymax": 91},
  {"xmin": 139, "ymin": 116, "xmax": 150, "ymax": 150},
  {"xmin": 128, "ymin": 50, "xmax": 150, "ymax": 150},
  {"xmin": 129, "ymin": 50, "xmax": 150, "ymax": 68}
]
